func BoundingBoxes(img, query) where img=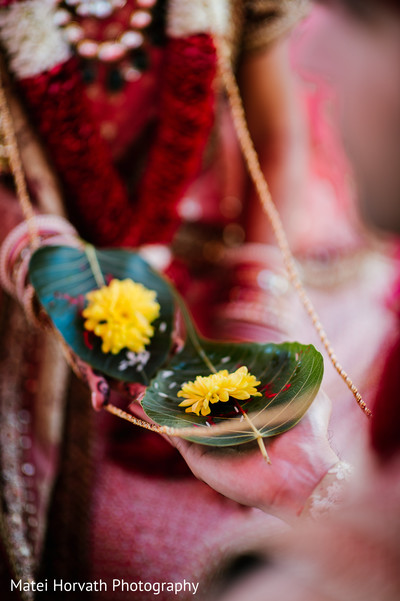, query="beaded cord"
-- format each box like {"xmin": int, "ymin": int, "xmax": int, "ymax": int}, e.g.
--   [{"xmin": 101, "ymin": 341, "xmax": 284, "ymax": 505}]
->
[
  {"xmin": 0, "ymin": 71, "xmax": 38, "ymax": 246},
  {"xmin": 215, "ymin": 39, "xmax": 371, "ymax": 418}
]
